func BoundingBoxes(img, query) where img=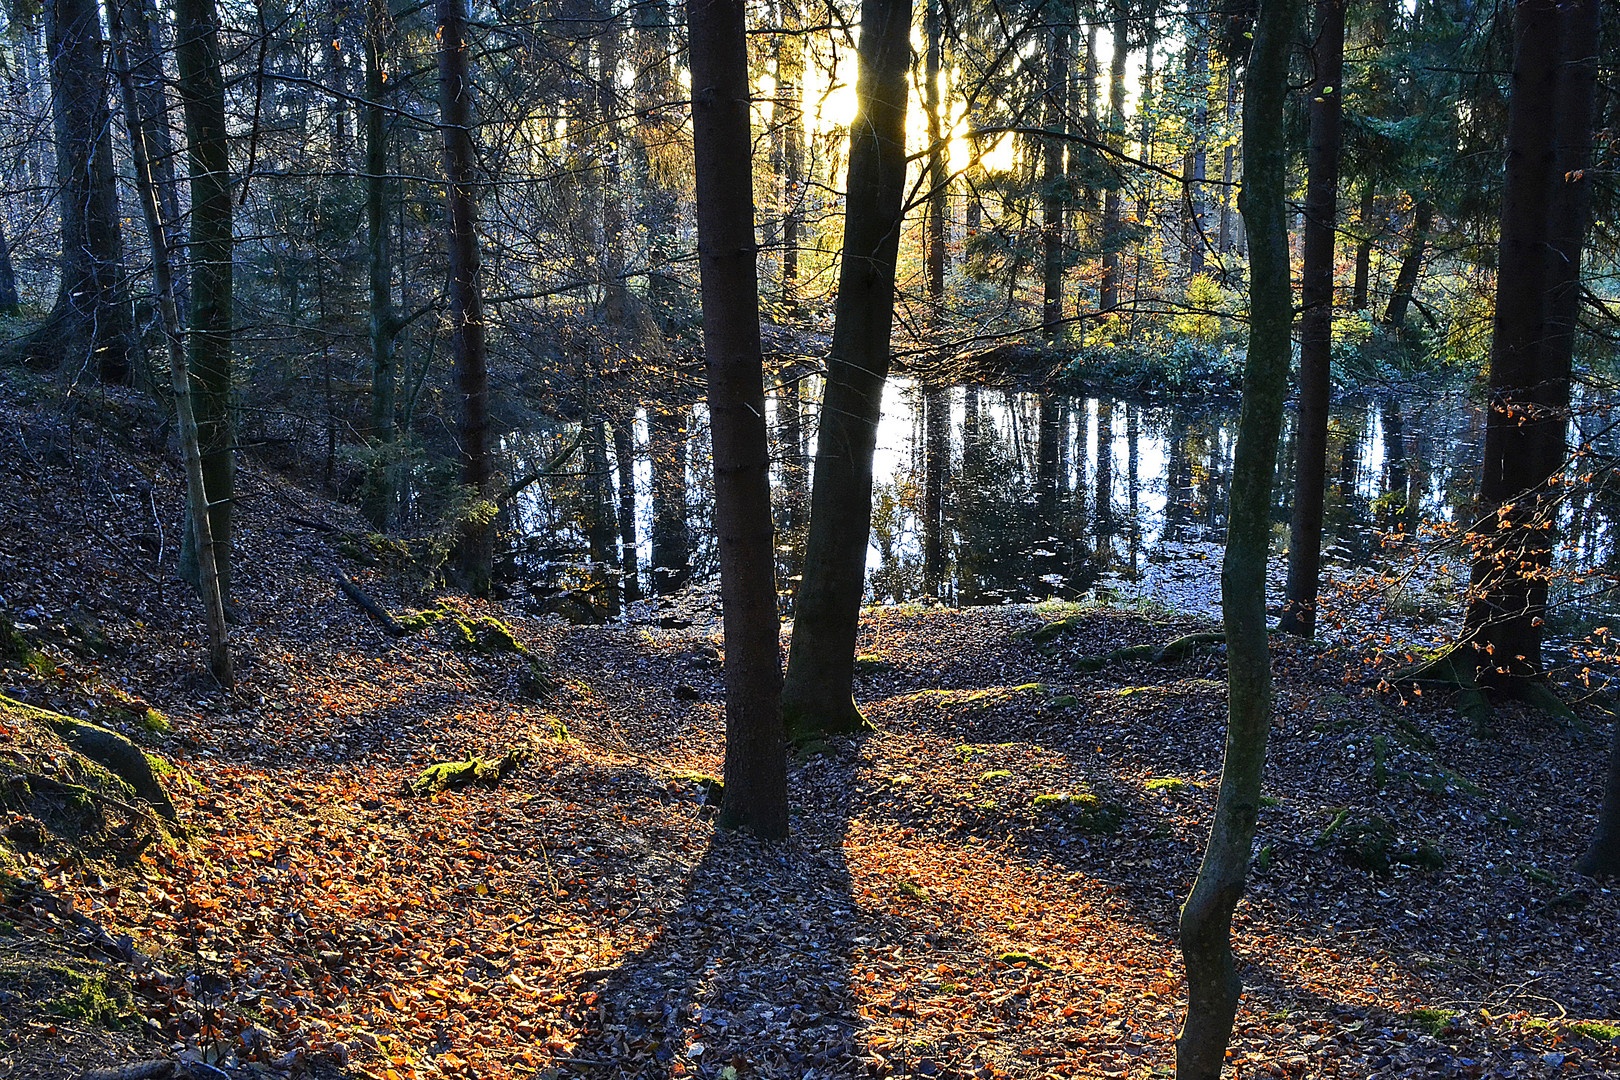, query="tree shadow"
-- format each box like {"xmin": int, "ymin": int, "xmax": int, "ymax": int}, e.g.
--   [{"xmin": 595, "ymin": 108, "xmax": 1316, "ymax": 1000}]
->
[{"xmin": 562, "ymin": 752, "xmax": 864, "ymax": 1078}]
